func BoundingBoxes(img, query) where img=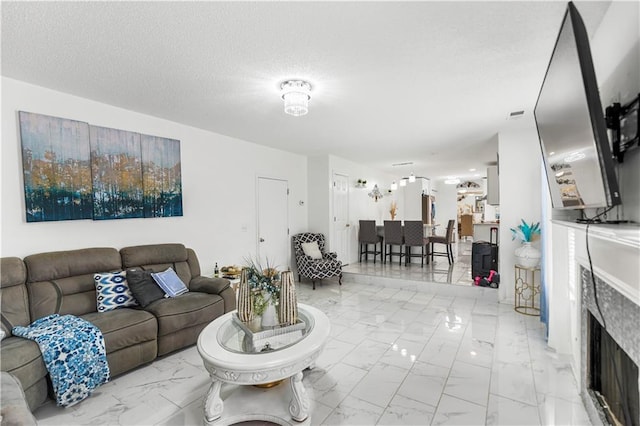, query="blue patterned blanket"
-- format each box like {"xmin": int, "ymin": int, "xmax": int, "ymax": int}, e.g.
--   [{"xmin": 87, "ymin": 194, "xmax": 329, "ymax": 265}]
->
[{"xmin": 12, "ymin": 314, "xmax": 110, "ymax": 407}]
